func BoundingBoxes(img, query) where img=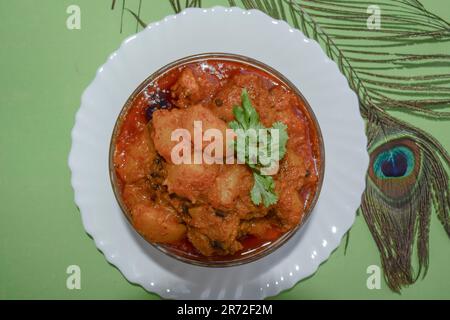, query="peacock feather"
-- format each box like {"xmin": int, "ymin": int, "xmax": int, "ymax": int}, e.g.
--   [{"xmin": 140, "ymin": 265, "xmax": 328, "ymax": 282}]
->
[
  {"xmin": 111, "ymin": 0, "xmax": 450, "ymax": 292},
  {"xmin": 363, "ymin": 126, "xmax": 449, "ymax": 291}
]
